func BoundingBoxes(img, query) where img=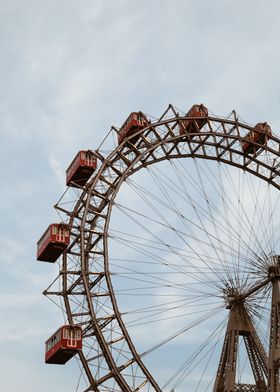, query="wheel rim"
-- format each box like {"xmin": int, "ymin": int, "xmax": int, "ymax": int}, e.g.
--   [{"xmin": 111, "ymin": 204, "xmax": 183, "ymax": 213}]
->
[{"xmin": 45, "ymin": 106, "xmax": 280, "ymax": 391}]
